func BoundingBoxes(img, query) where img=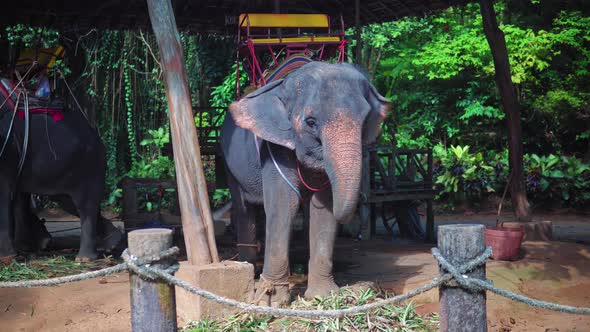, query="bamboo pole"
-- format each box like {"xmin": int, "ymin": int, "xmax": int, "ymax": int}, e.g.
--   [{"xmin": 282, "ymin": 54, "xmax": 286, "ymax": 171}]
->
[{"xmin": 146, "ymin": 0, "xmax": 219, "ymax": 264}]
